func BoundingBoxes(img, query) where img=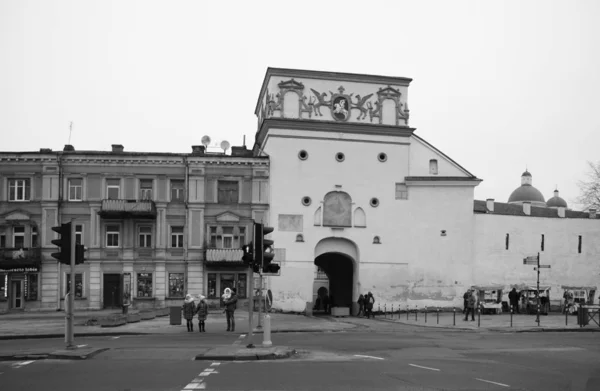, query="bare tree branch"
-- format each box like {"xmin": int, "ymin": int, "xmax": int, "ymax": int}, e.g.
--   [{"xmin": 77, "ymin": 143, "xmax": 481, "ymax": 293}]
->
[{"xmin": 576, "ymin": 161, "xmax": 600, "ymax": 210}]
